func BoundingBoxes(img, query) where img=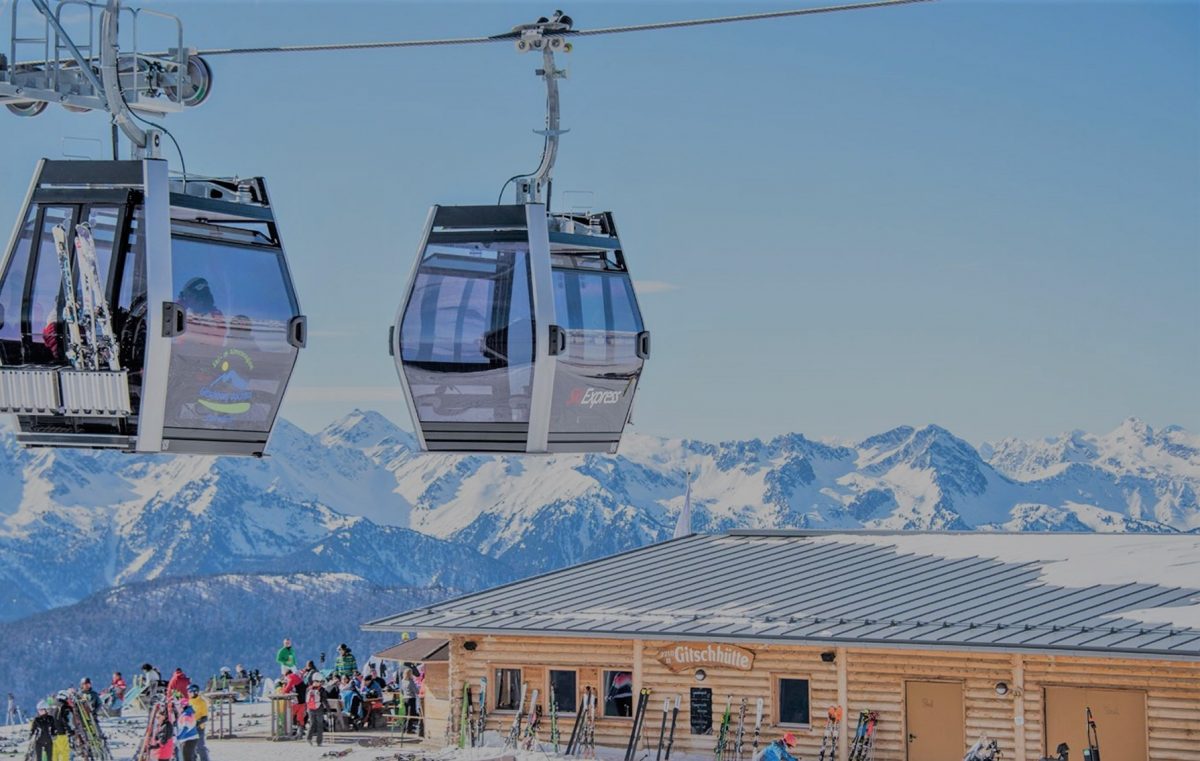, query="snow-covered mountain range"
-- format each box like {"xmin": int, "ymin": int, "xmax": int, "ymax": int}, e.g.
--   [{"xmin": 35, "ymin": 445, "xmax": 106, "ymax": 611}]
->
[
  {"xmin": 1, "ymin": 412, "xmax": 1196, "ymax": 625},
  {"xmin": 0, "ymin": 413, "xmax": 1196, "ymax": 712}
]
